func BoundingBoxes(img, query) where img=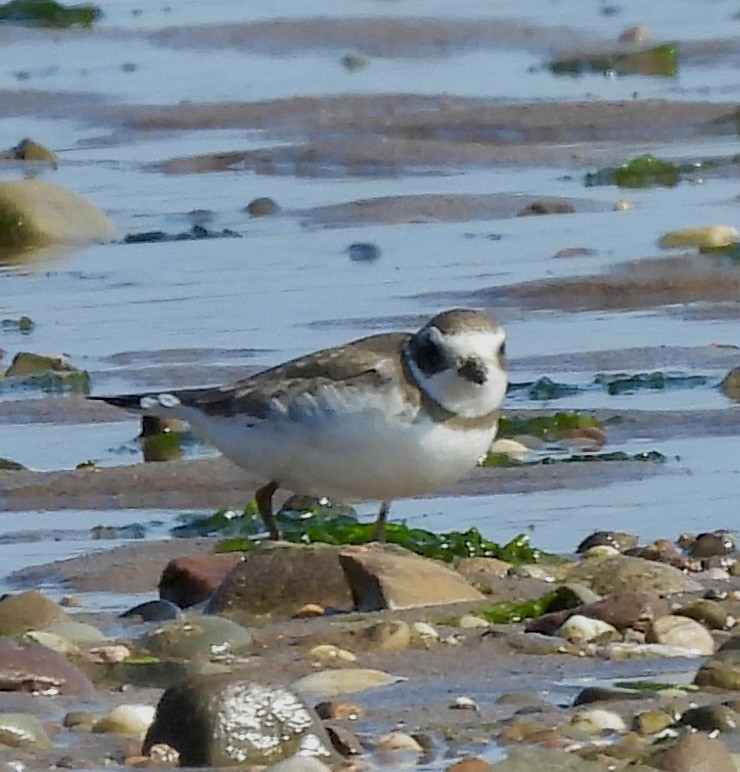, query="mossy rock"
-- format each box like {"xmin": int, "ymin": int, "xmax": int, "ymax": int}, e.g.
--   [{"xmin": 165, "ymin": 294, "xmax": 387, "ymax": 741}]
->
[{"xmin": 0, "ymin": 179, "xmax": 116, "ymax": 254}]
